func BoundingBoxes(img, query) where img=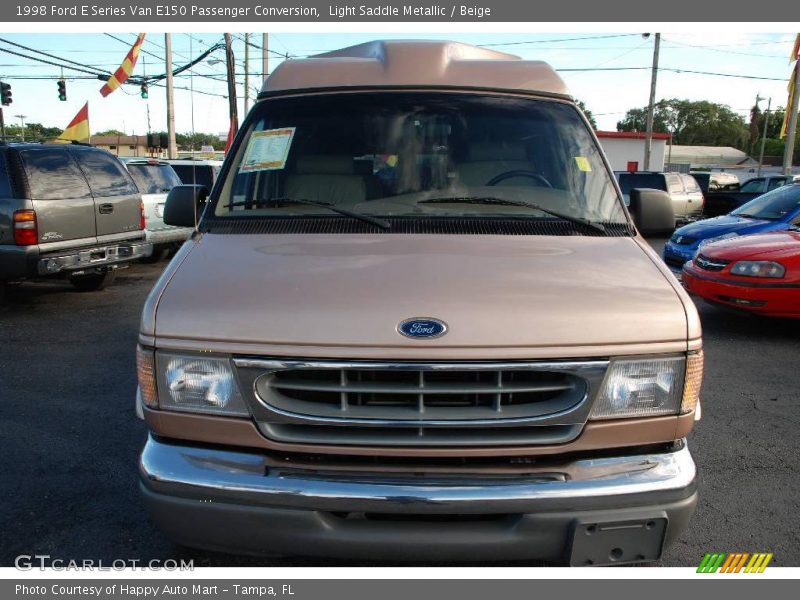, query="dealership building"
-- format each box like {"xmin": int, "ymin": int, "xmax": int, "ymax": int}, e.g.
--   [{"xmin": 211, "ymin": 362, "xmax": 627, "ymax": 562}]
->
[{"xmin": 595, "ymin": 130, "xmax": 671, "ymax": 172}]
